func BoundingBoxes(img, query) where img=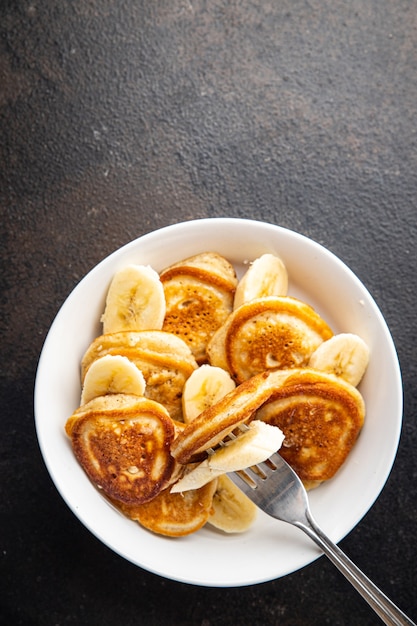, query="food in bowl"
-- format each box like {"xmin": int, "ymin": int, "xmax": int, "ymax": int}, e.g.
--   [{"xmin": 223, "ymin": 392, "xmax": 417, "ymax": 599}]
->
[
  {"xmin": 65, "ymin": 249, "xmax": 369, "ymax": 537},
  {"xmin": 35, "ymin": 219, "xmax": 402, "ymax": 586}
]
